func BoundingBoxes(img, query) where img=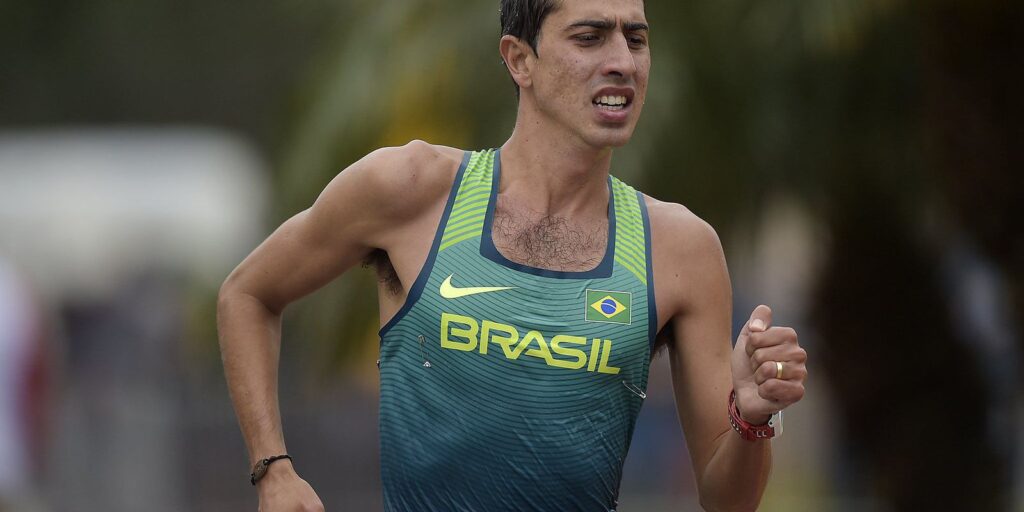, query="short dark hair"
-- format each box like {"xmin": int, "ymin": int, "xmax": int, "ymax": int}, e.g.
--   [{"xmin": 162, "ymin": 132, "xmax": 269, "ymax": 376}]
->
[
  {"xmin": 499, "ymin": 0, "xmax": 561, "ymax": 57},
  {"xmin": 499, "ymin": 0, "xmax": 561, "ymax": 94},
  {"xmin": 498, "ymin": 0, "xmax": 645, "ymax": 95}
]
